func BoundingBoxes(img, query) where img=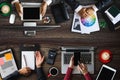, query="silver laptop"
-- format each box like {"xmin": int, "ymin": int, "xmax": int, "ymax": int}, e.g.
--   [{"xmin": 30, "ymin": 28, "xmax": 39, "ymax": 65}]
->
[
  {"xmin": 61, "ymin": 46, "xmax": 94, "ymax": 74},
  {"xmin": 21, "ymin": 2, "xmax": 42, "ymax": 21}
]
